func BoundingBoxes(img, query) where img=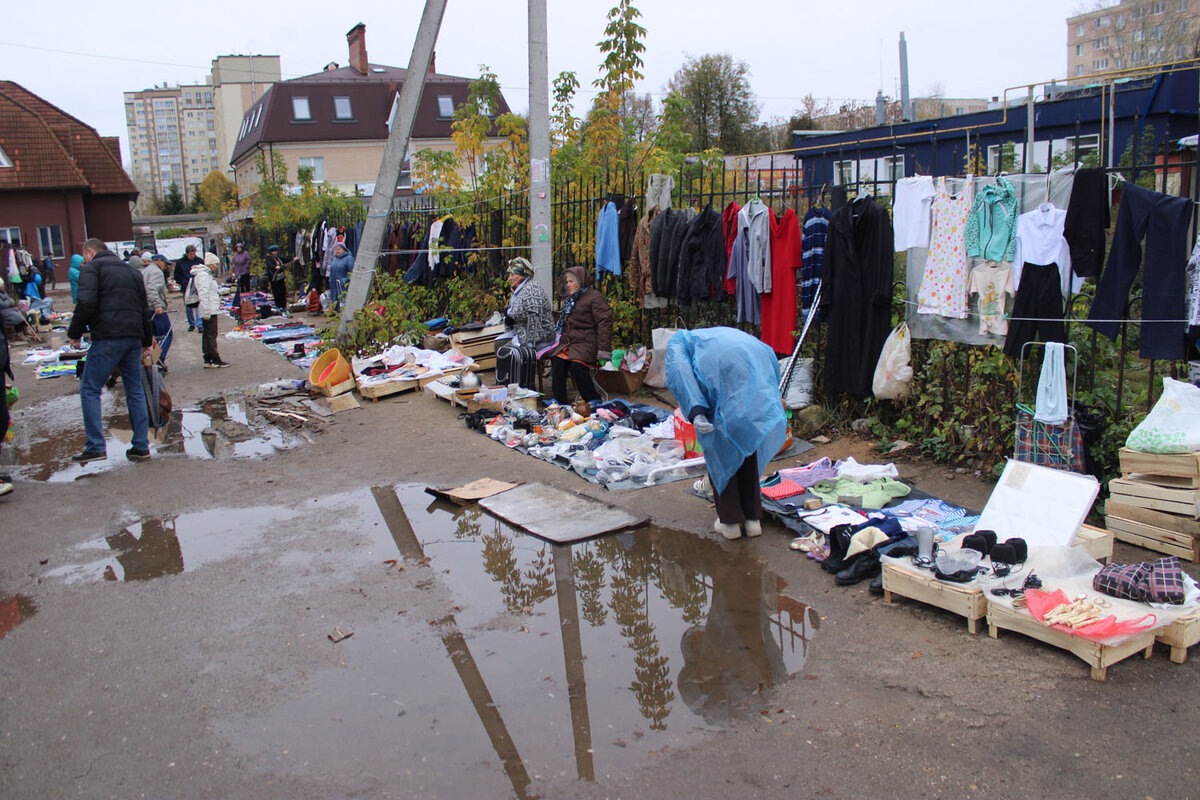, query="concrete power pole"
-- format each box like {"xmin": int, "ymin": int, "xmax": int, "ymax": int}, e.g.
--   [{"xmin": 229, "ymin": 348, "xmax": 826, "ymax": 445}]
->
[
  {"xmin": 528, "ymin": 0, "xmax": 552, "ymax": 296},
  {"xmin": 338, "ymin": 0, "xmax": 447, "ymax": 340}
]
